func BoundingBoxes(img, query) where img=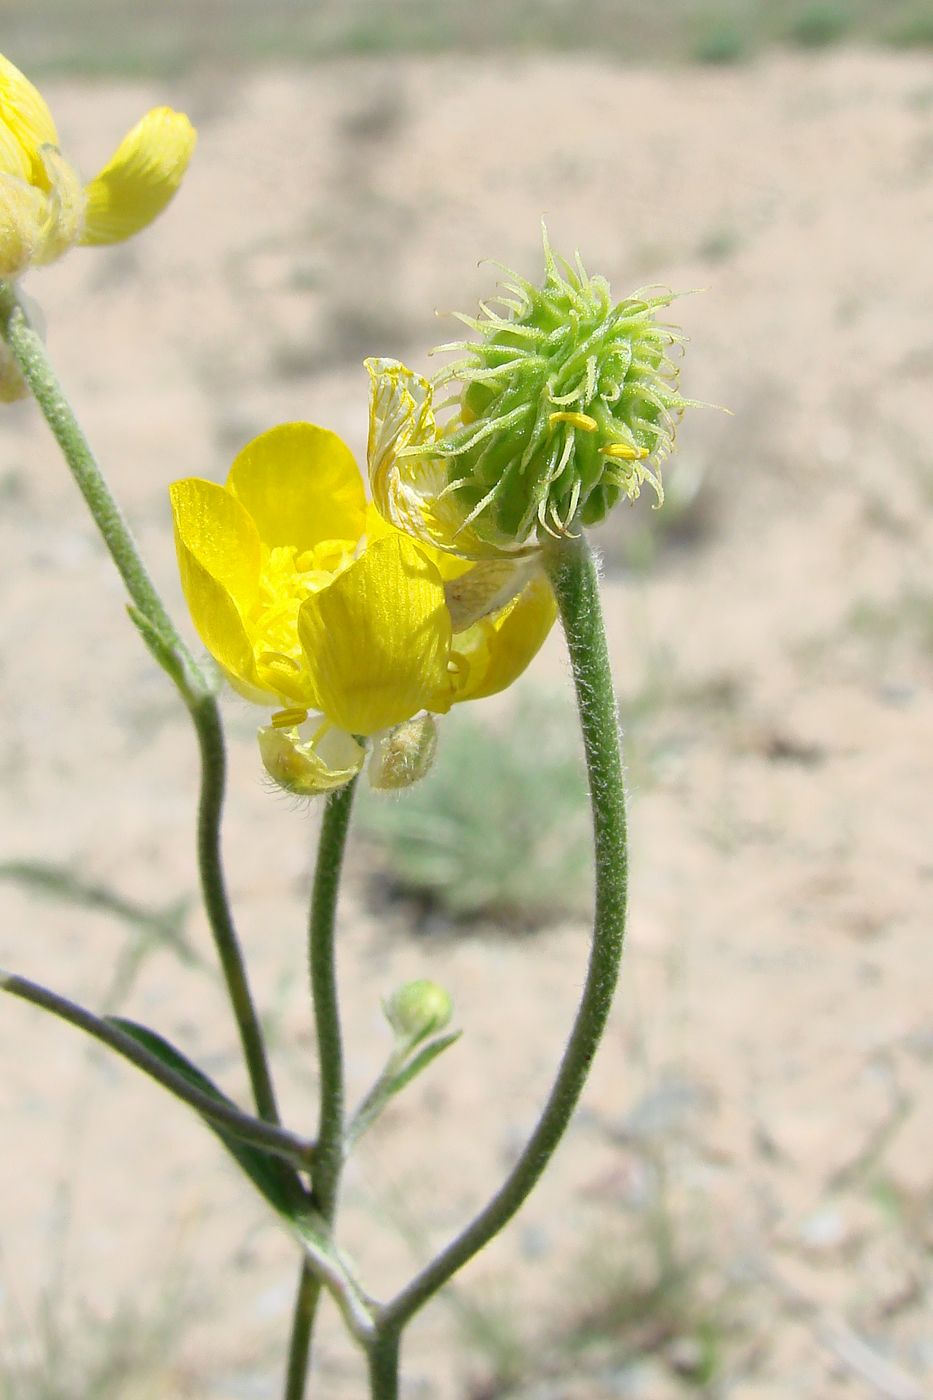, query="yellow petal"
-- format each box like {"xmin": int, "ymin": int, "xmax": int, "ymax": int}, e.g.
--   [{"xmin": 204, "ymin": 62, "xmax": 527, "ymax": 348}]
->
[
  {"xmin": 364, "ymin": 499, "xmax": 471, "ymax": 584},
  {"xmin": 0, "ymin": 170, "xmax": 43, "ymax": 276},
  {"xmin": 298, "ymin": 534, "xmax": 452, "ymax": 736},
  {"xmin": 169, "ymin": 478, "xmax": 265, "ymax": 694},
  {"xmin": 0, "ymin": 118, "xmax": 31, "ymax": 182},
  {"xmin": 80, "ymin": 107, "xmax": 195, "ymax": 246},
  {"xmin": 258, "ymin": 721, "xmax": 364, "ymax": 797},
  {"xmin": 452, "ymin": 573, "xmax": 557, "ymax": 704},
  {"xmin": 170, "ymin": 478, "xmax": 262, "ymax": 607},
  {"xmin": 0, "ymin": 54, "xmax": 59, "ymax": 175},
  {"xmin": 227, "ymin": 423, "xmax": 366, "ymax": 554}
]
